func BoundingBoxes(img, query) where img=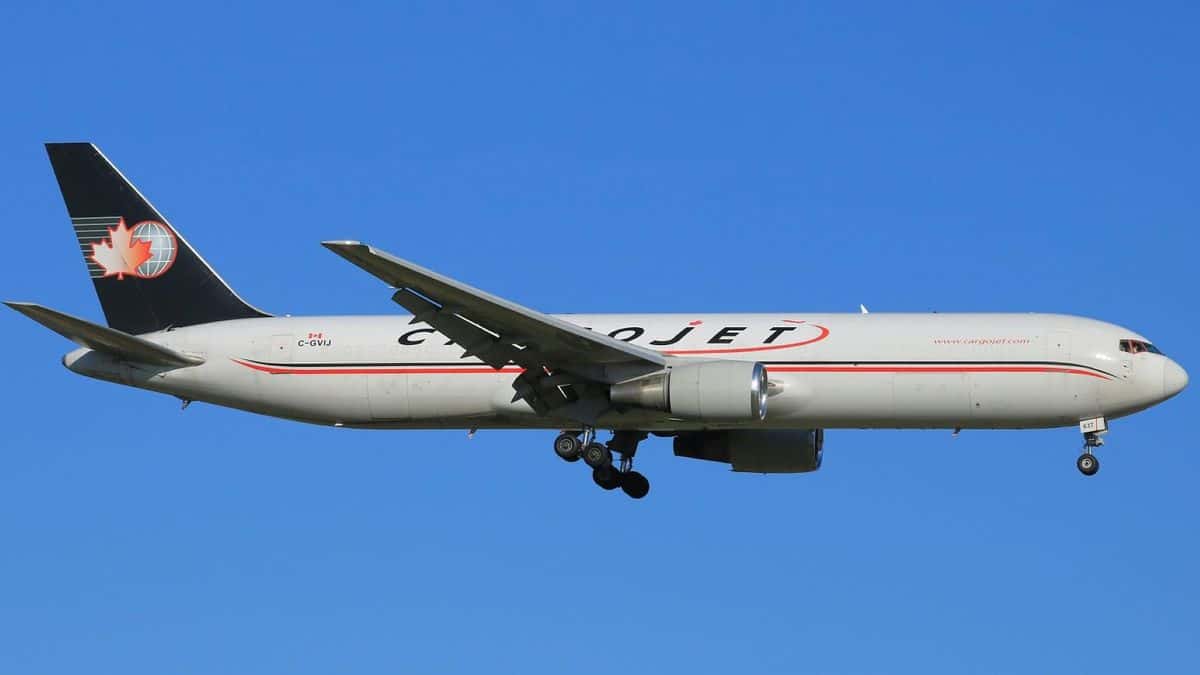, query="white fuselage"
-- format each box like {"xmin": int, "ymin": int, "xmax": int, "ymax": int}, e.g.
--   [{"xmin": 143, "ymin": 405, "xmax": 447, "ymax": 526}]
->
[{"xmin": 63, "ymin": 312, "xmax": 1184, "ymax": 431}]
